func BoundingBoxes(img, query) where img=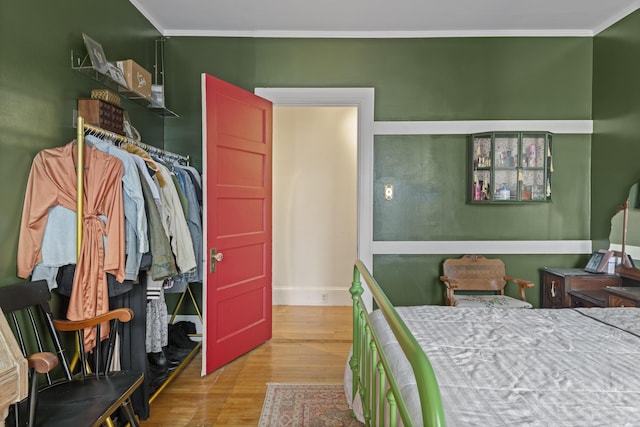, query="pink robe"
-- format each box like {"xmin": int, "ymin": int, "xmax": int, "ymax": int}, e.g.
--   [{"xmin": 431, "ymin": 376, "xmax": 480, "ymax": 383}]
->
[{"xmin": 17, "ymin": 142, "xmax": 125, "ymax": 351}]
